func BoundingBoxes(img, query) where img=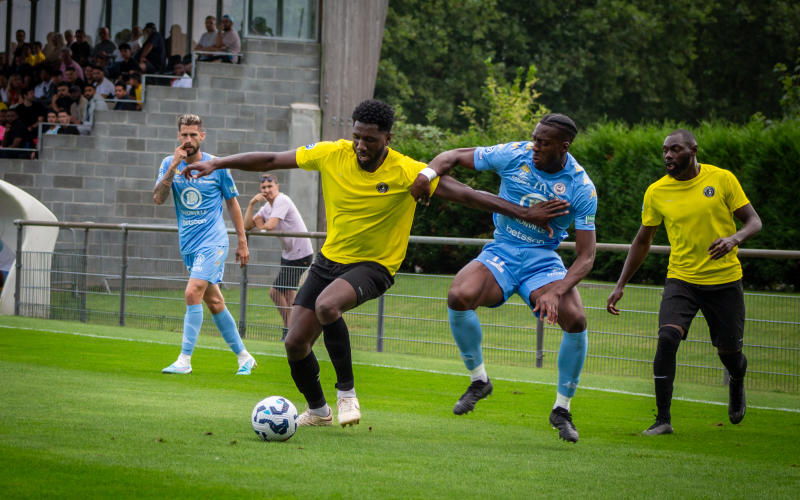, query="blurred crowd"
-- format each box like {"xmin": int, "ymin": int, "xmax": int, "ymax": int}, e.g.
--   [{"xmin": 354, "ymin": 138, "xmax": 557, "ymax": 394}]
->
[{"xmin": 1, "ymin": 15, "xmax": 240, "ymax": 158}]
